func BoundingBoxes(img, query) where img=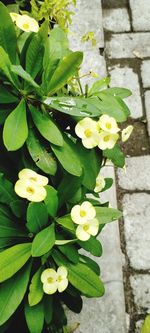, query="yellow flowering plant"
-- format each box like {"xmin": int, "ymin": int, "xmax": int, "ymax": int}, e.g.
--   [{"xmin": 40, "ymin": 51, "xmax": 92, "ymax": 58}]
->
[{"xmin": 0, "ymin": 2, "xmax": 133, "ymax": 333}]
